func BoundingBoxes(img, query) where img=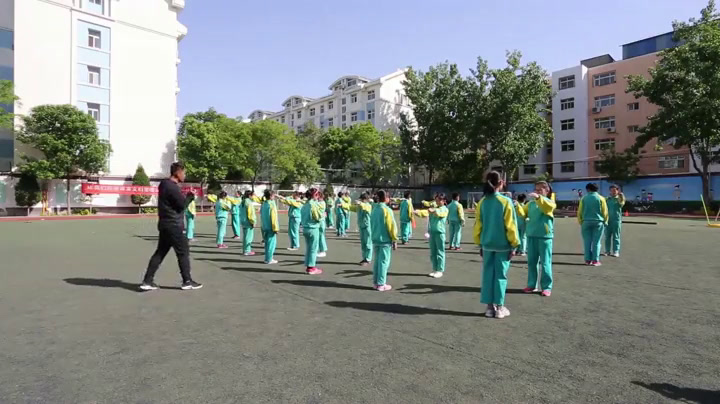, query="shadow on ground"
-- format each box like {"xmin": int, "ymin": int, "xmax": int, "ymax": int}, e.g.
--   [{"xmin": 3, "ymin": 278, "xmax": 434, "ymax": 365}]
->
[
  {"xmin": 397, "ymin": 284, "xmax": 526, "ymax": 295},
  {"xmin": 325, "ymin": 301, "xmax": 480, "ymax": 317},
  {"xmin": 272, "ymin": 279, "xmax": 370, "ymax": 290},
  {"xmin": 63, "ymin": 278, "xmax": 181, "ymax": 292},
  {"xmin": 632, "ymin": 381, "xmax": 720, "ymax": 404}
]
